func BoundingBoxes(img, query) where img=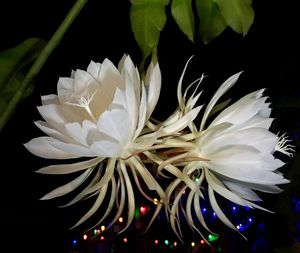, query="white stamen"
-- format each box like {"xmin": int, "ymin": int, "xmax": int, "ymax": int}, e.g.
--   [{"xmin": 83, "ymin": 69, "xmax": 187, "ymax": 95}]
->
[
  {"xmin": 275, "ymin": 133, "xmax": 295, "ymax": 157},
  {"xmin": 65, "ymin": 90, "xmax": 97, "ymax": 121}
]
